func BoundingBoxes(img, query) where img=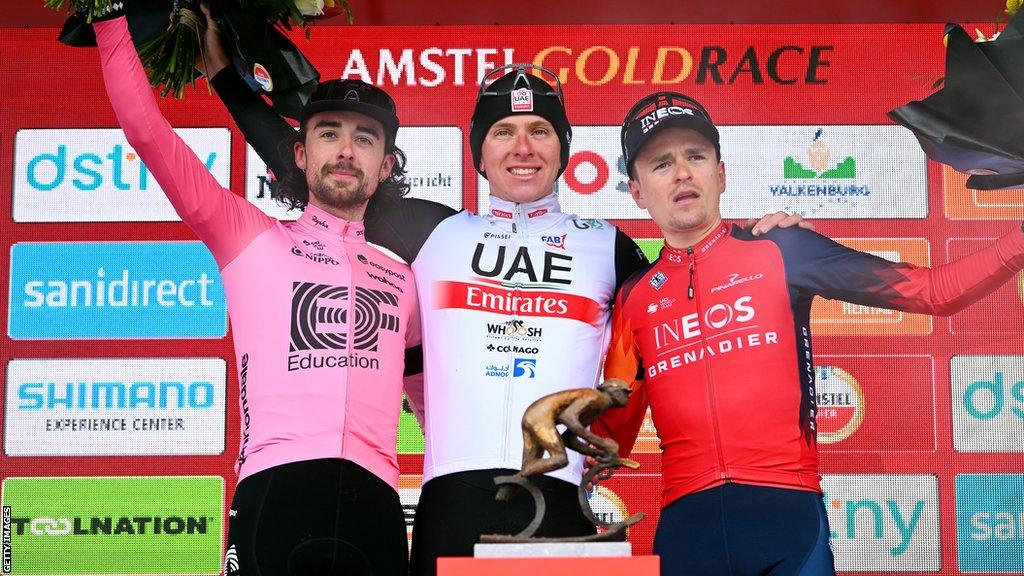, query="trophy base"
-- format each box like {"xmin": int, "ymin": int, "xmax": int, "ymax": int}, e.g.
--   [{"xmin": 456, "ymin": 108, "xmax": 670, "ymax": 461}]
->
[{"xmin": 473, "ymin": 541, "xmax": 631, "ymax": 558}]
